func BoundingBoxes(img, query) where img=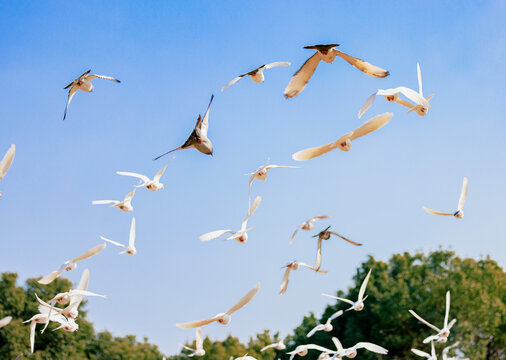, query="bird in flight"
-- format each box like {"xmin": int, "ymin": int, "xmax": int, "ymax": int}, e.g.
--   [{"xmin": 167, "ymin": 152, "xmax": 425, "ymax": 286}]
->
[
  {"xmin": 322, "ymin": 269, "xmax": 372, "ymax": 311},
  {"xmin": 154, "ymin": 95, "xmax": 214, "ymax": 160},
  {"xmin": 279, "ymin": 261, "xmax": 327, "ymax": 295},
  {"xmin": 306, "ymin": 310, "xmax": 344, "ymax": 337},
  {"xmin": 176, "ymin": 282, "xmax": 260, "ymax": 328},
  {"xmin": 284, "ymin": 44, "xmax": 389, "ymax": 98},
  {"xmin": 292, "ymin": 113, "xmax": 393, "ymax": 161},
  {"xmin": 63, "ymin": 69, "xmax": 120, "ymax": 120},
  {"xmin": 100, "ymin": 217, "xmax": 137, "ymax": 254},
  {"xmin": 92, "ymin": 188, "xmax": 136, "ymax": 212},
  {"xmin": 291, "ymin": 215, "xmax": 330, "ymax": 244},
  {"xmin": 181, "ymin": 327, "xmax": 206, "ymax": 357},
  {"xmin": 358, "ymin": 63, "xmax": 433, "ymax": 118},
  {"xmin": 313, "ymin": 226, "xmax": 362, "ymax": 271},
  {"xmin": 423, "ymin": 177, "xmax": 468, "ymax": 219},
  {"xmin": 411, "ymin": 341, "xmax": 437, "ymax": 360},
  {"xmin": 117, "ymin": 159, "xmax": 174, "ymax": 192},
  {"xmin": 222, "ymin": 62, "xmax": 291, "ymax": 91}
]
